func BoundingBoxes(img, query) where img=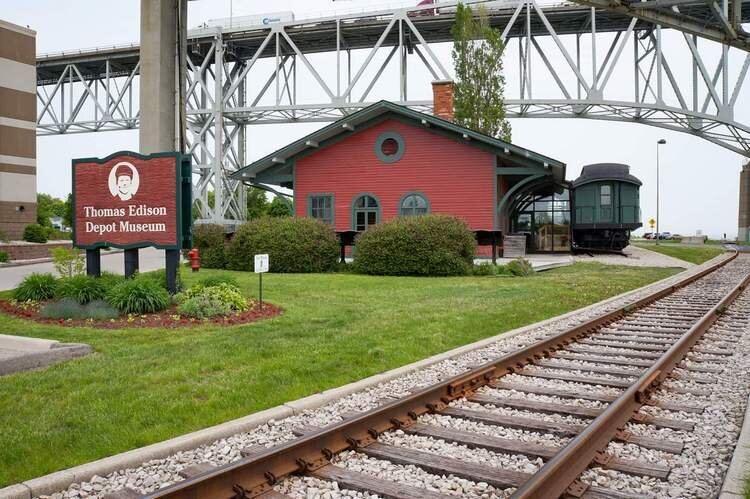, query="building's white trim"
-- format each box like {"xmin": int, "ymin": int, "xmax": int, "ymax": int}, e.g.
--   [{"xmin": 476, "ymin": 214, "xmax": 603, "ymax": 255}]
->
[
  {"xmin": 0, "ymin": 171, "xmax": 37, "ymax": 202},
  {"xmin": 0, "ymin": 57, "xmax": 36, "ymax": 94},
  {"xmin": 0, "ymin": 155, "xmax": 36, "ymax": 167},
  {"xmin": 0, "ymin": 19, "xmax": 36, "ymax": 37},
  {"xmin": 0, "ymin": 116, "xmax": 35, "ymax": 131}
]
